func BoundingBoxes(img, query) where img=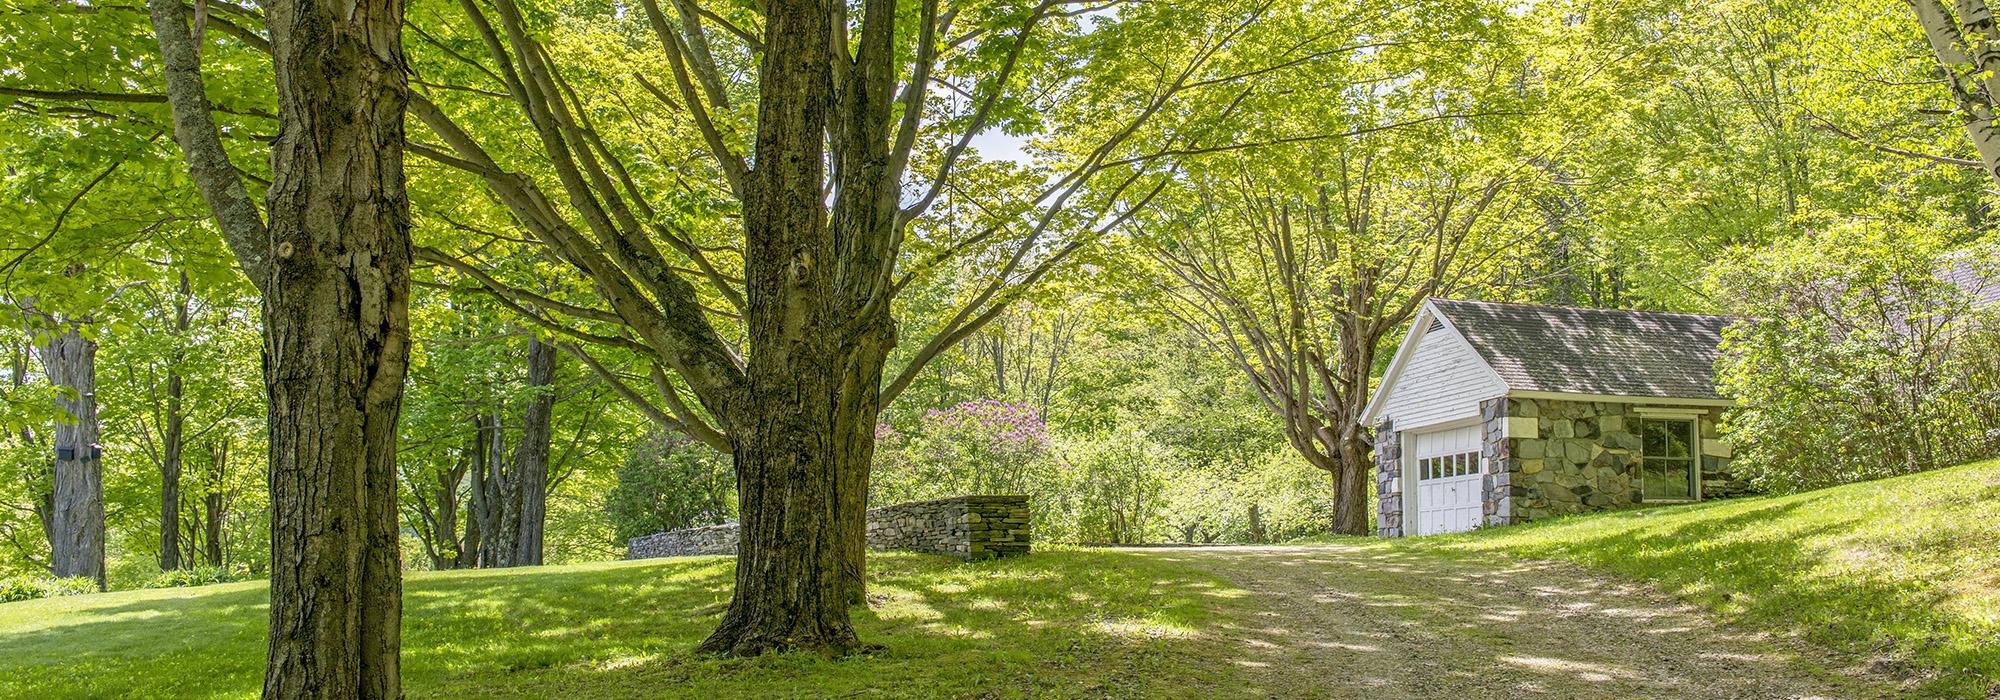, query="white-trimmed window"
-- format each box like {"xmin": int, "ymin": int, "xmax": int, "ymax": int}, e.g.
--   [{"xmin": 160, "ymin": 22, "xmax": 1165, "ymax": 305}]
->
[
  {"xmin": 1640, "ymin": 418, "xmax": 1698, "ymax": 502},
  {"xmin": 1416, "ymin": 451, "xmax": 1480, "ymax": 481}
]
